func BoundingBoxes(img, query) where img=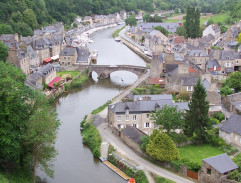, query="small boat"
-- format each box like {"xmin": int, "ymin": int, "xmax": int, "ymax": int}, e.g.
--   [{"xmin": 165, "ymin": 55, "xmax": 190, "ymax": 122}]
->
[
  {"xmin": 115, "ymin": 37, "xmax": 121, "ymax": 42},
  {"xmin": 89, "ymin": 39, "xmax": 94, "ymax": 43}
]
